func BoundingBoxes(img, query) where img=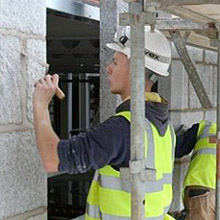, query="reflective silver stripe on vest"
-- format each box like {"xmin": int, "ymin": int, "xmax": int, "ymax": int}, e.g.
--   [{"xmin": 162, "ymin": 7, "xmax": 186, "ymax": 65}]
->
[
  {"xmin": 86, "ymin": 203, "xmax": 100, "ymax": 218},
  {"xmin": 199, "ymin": 133, "xmax": 216, "ymax": 140},
  {"xmin": 101, "ymin": 213, "xmax": 166, "ymax": 220},
  {"xmin": 191, "ymin": 148, "xmax": 216, "ymax": 161},
  {"xmin": 145, "ymin": 119, "xmax": 155, "ymax": 169},
  {"xmin": 198, "ymin": 121, "xmax": 213, "ymax": 140},
  {"xmin": 99, "ymin": 173, "xmax": 172, "ymax": 193},
  {"xmin": 146, "ymin": 216, "xmax": 165, "ymax": 220},
  {"xmin": 169, "ymin": 123, "xmax": 176, "ymax": 160},
  {"xmin": 93, "ymin": 170, "xmax": 99, "ymax": 181},
  {"xmin": 101, "ymin": 213, "xmax": 129, "ymax": 220}
]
